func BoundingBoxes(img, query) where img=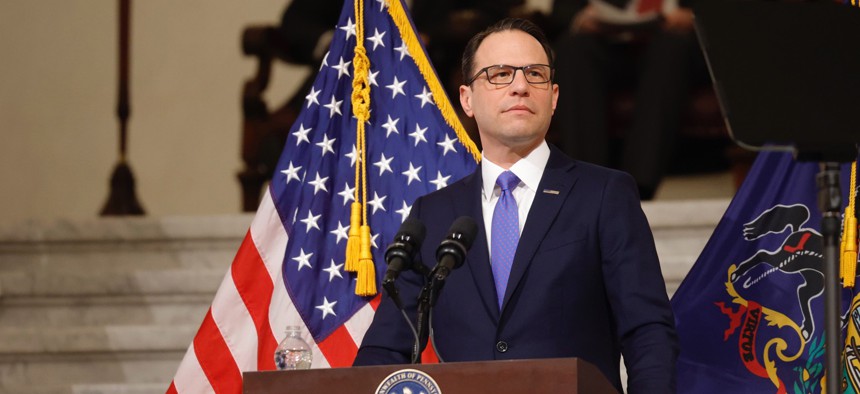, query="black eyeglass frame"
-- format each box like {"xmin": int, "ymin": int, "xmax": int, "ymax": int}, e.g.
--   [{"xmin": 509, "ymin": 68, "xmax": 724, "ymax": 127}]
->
[{"xmin": 466, "ymin": 64, "xmax": 555, "ymax": 86}]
